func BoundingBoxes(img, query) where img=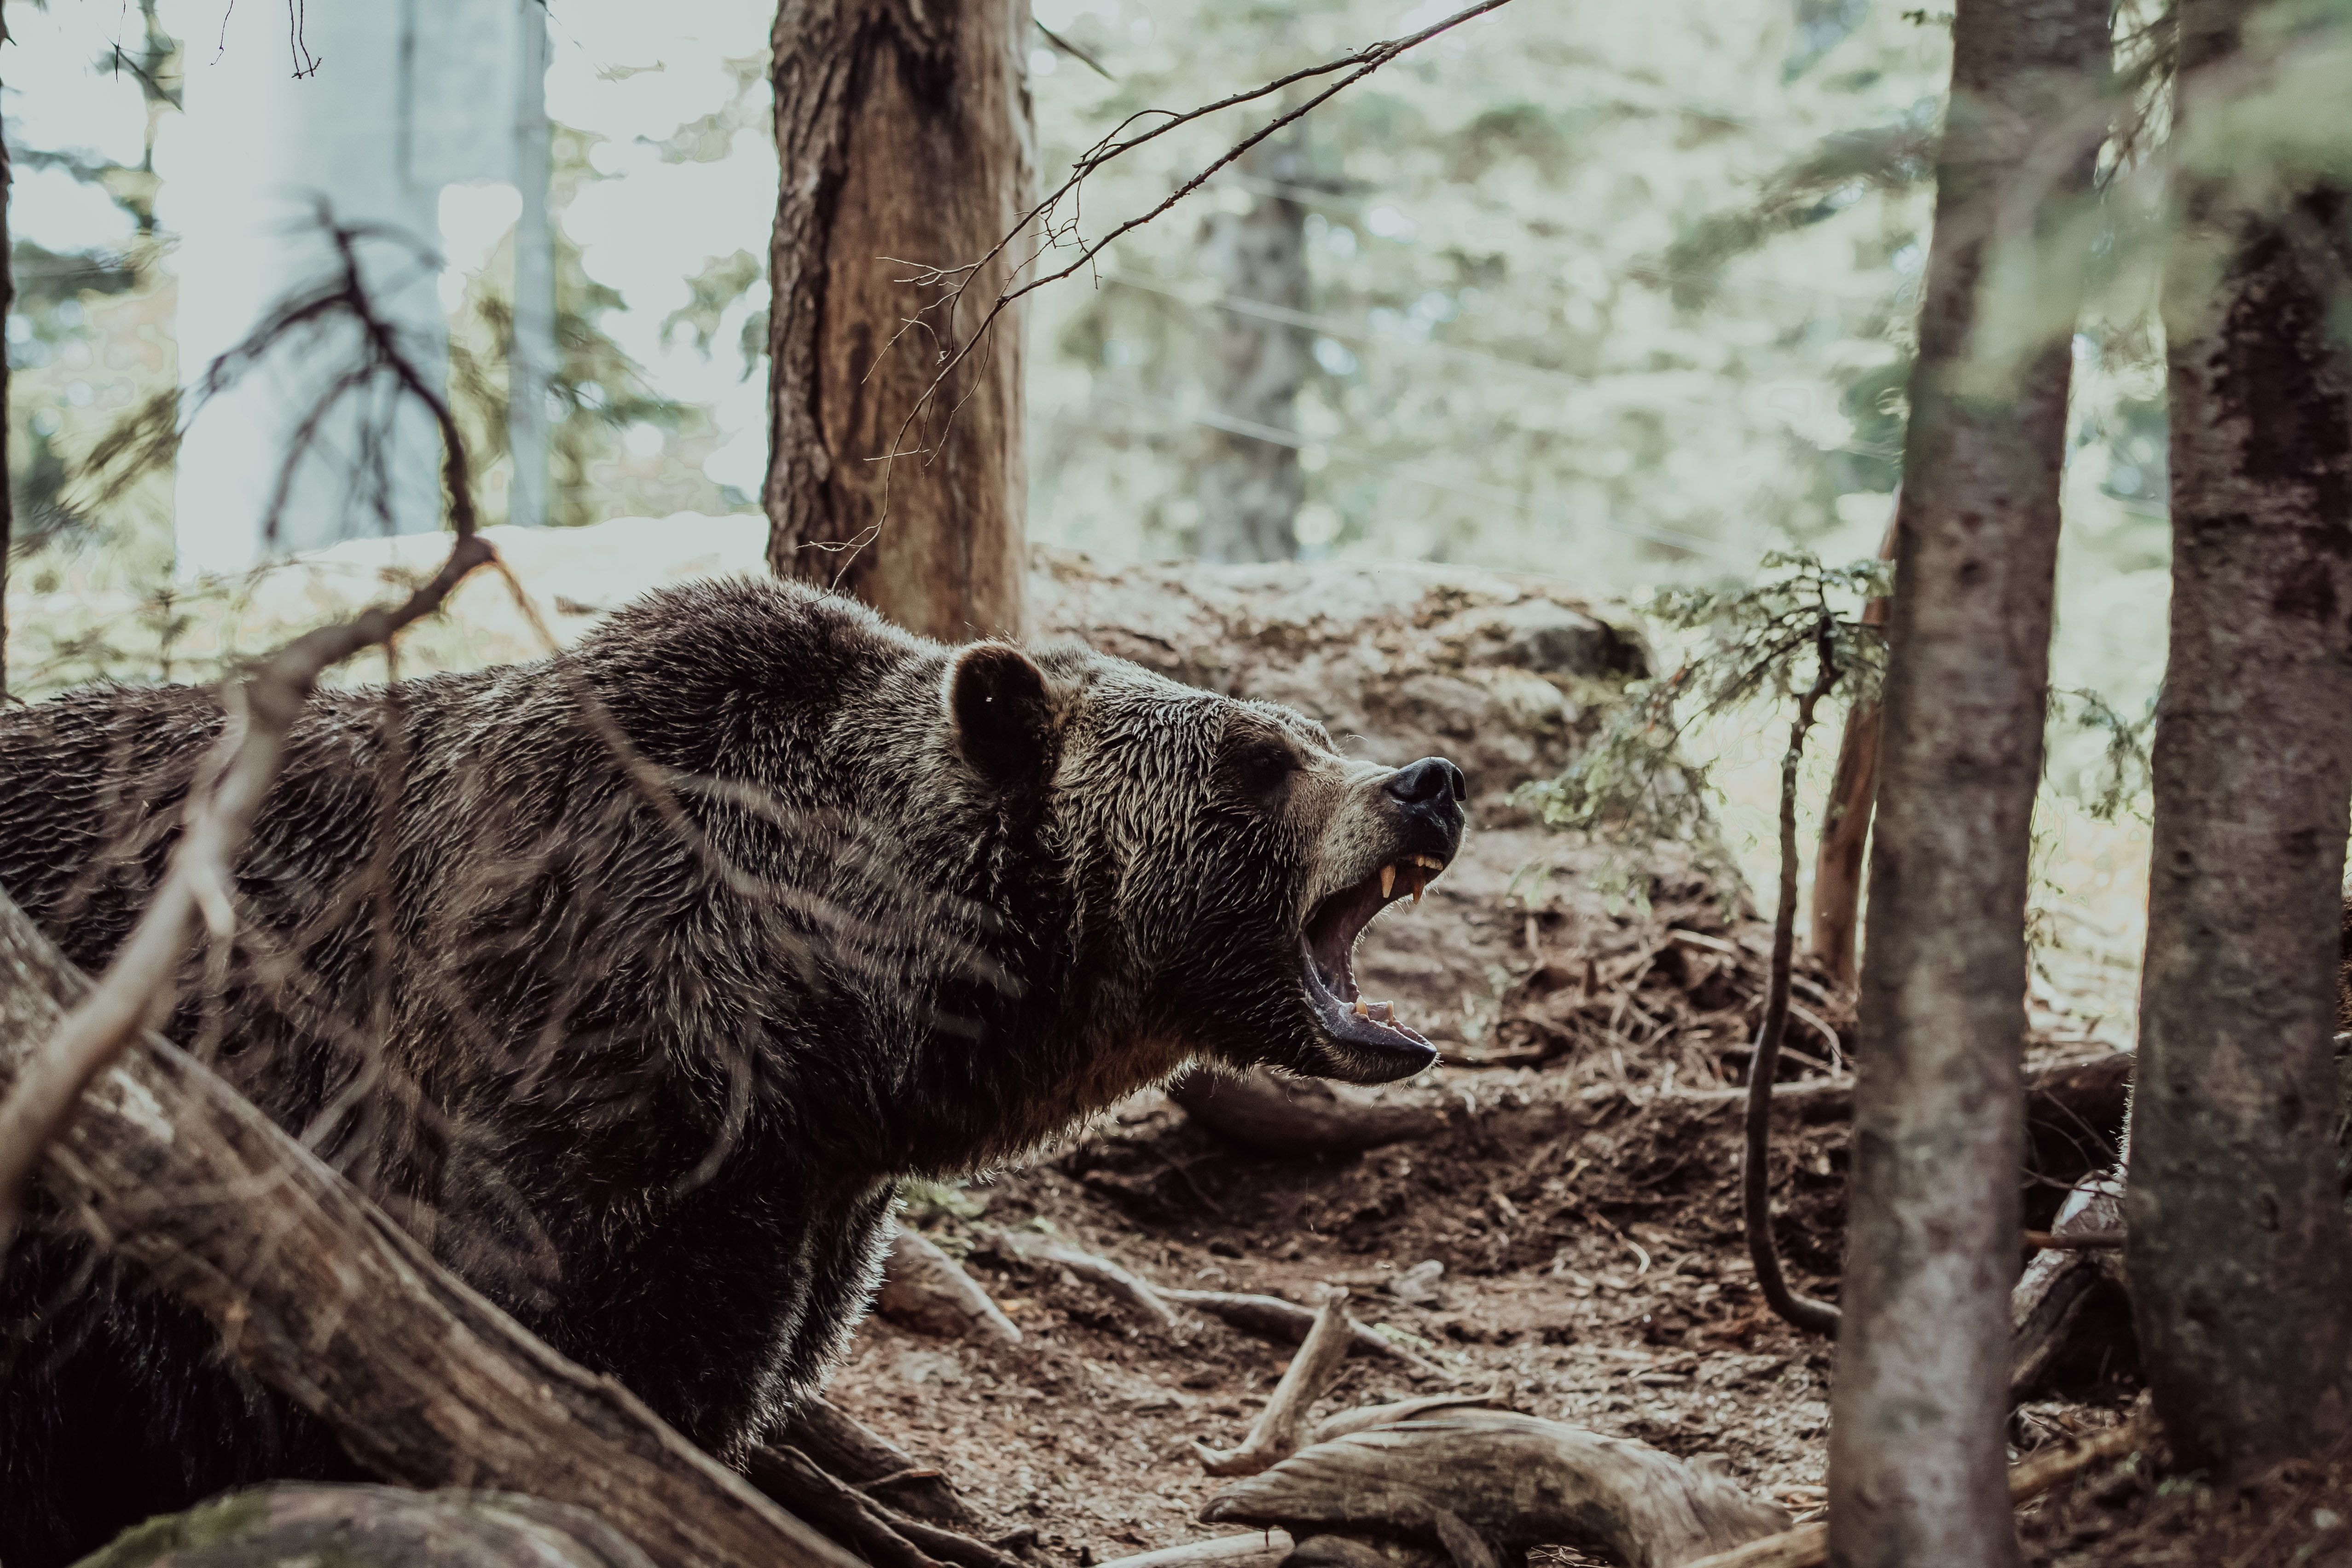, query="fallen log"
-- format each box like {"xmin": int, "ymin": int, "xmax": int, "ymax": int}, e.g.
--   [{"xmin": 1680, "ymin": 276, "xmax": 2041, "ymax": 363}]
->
[
  {"xmin": 0, "ymin": 891, "xmax": 854, "ymax": 1568},
  {"xmin": 1158, "ymin": 1288, "xmax": 1450, "ymax": 1376},
  {"xmin": 1669, "ymin": 1049, "xmax": 2131, "ymax": 1134},
  {"xmin": 1680, "ymin": 1411, "xmax": 2153, "ymax": 1568},
  {"xmin": 1200, "ymin": 1409, "xmax": 1789, "ymax": 1568},
  {"xmin": 1195, "ymin": 1291, "xmax": 1356, "ymax": 1476},
  {"xmin": 878, "ymin": 1228, "xmax": 1024, "ymax": 1346},
  {"xmin": 1309, "ymin": 1391, "xmax": 1504, "ymax": 1446},
  {"xmin": 73, "ymin": 1484, "xmax": 655, "ymax": 1568},
  {"xmin": 1168, "ymin": 1069, "xmax": 1452, "ymax": 1155}
]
